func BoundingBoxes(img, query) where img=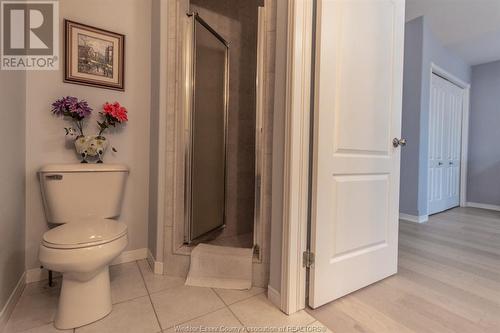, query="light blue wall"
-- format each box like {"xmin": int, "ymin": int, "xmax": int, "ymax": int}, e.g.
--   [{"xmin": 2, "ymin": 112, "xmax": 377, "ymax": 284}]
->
[
  {"xmin": 467, "ymin": 60, "xmax": 500, "ymax": 206},
  {"xmin": 400, "ymin": 16, "xmax": 471, "ymax": 216},
  {"xmin": 400, "ymin": 18, "xmax": 424, "ymax": 216}
]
